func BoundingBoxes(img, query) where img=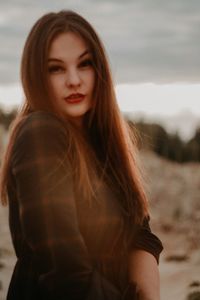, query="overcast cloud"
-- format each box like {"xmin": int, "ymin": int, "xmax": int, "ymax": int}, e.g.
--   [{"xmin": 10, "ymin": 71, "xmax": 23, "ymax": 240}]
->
[{"xmin": 1, "ymin": 0, "xmax": 200, "ymax": 84}]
